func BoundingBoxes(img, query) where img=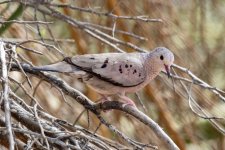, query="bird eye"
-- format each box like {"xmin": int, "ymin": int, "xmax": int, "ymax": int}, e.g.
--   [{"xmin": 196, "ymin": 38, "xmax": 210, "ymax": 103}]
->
[{"xmin": 160, "ymin": 55, "xmax": 164, "ymax": 60}]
